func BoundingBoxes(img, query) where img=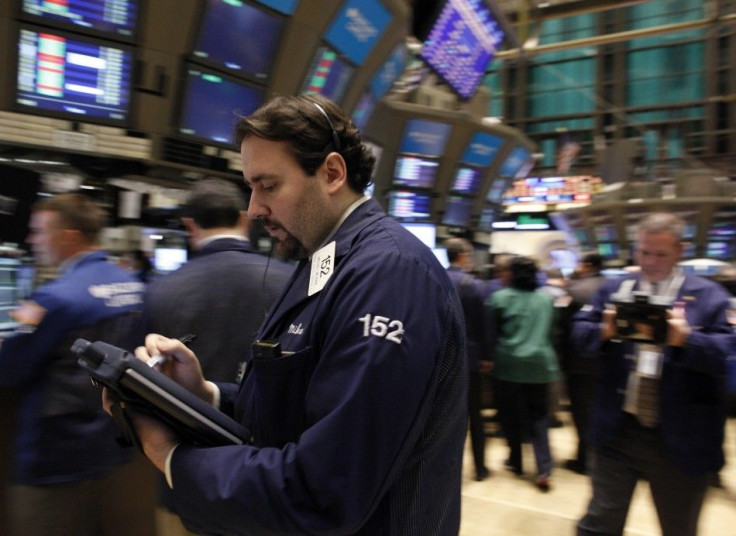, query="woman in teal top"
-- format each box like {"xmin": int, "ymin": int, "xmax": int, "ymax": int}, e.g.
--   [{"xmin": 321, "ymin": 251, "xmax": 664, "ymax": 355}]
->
[{"xmin": 487, "ymin": 256, "xmax": 560, "ymax": 491}]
